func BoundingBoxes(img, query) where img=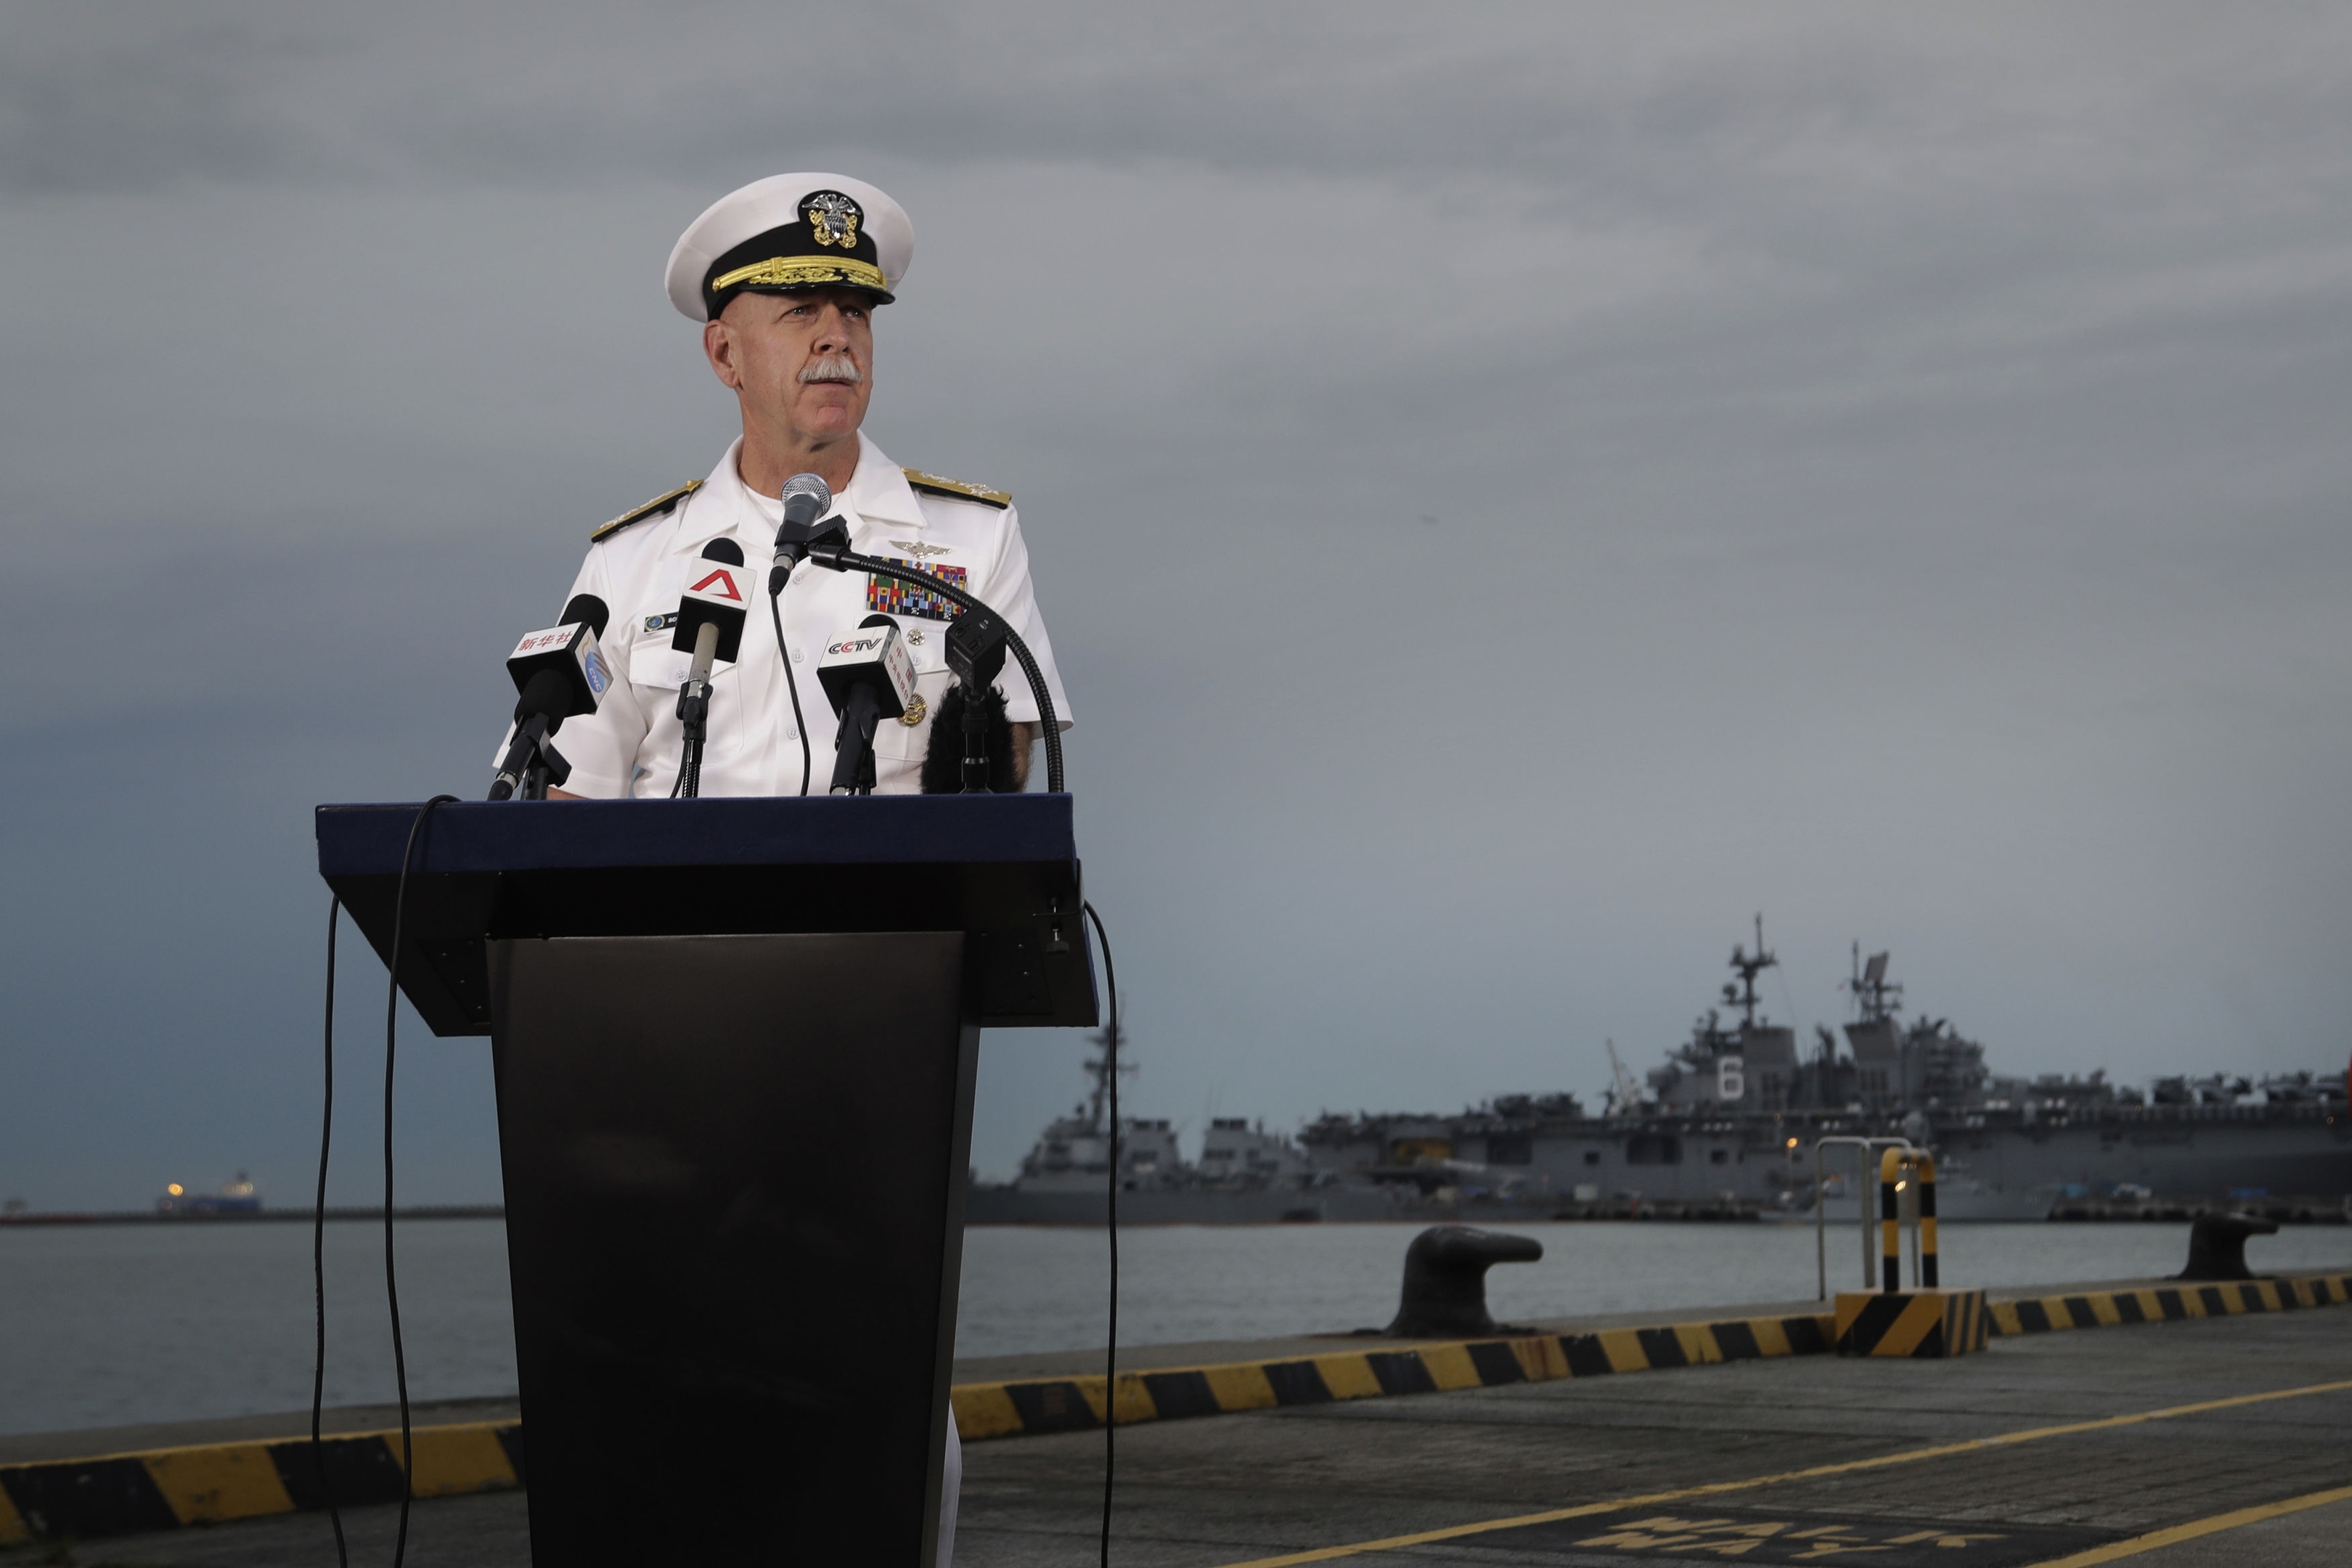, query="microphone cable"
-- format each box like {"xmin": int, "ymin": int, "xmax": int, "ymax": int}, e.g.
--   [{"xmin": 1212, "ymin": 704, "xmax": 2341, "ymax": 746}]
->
[
  {"xmin": 1082, "ymin": 900, "xmax": 1119, "ymax": 1567},
  {"xmin": 314, "ymin": 896, "xmax": 351, "ymax": 1568},
  {"xmin": 768, "ymin": 584, "xmax": 815, "ymax": 796},
  {"xmin": 384, "ymin": 794, "xmax": 456, "ymax": 1567}
]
